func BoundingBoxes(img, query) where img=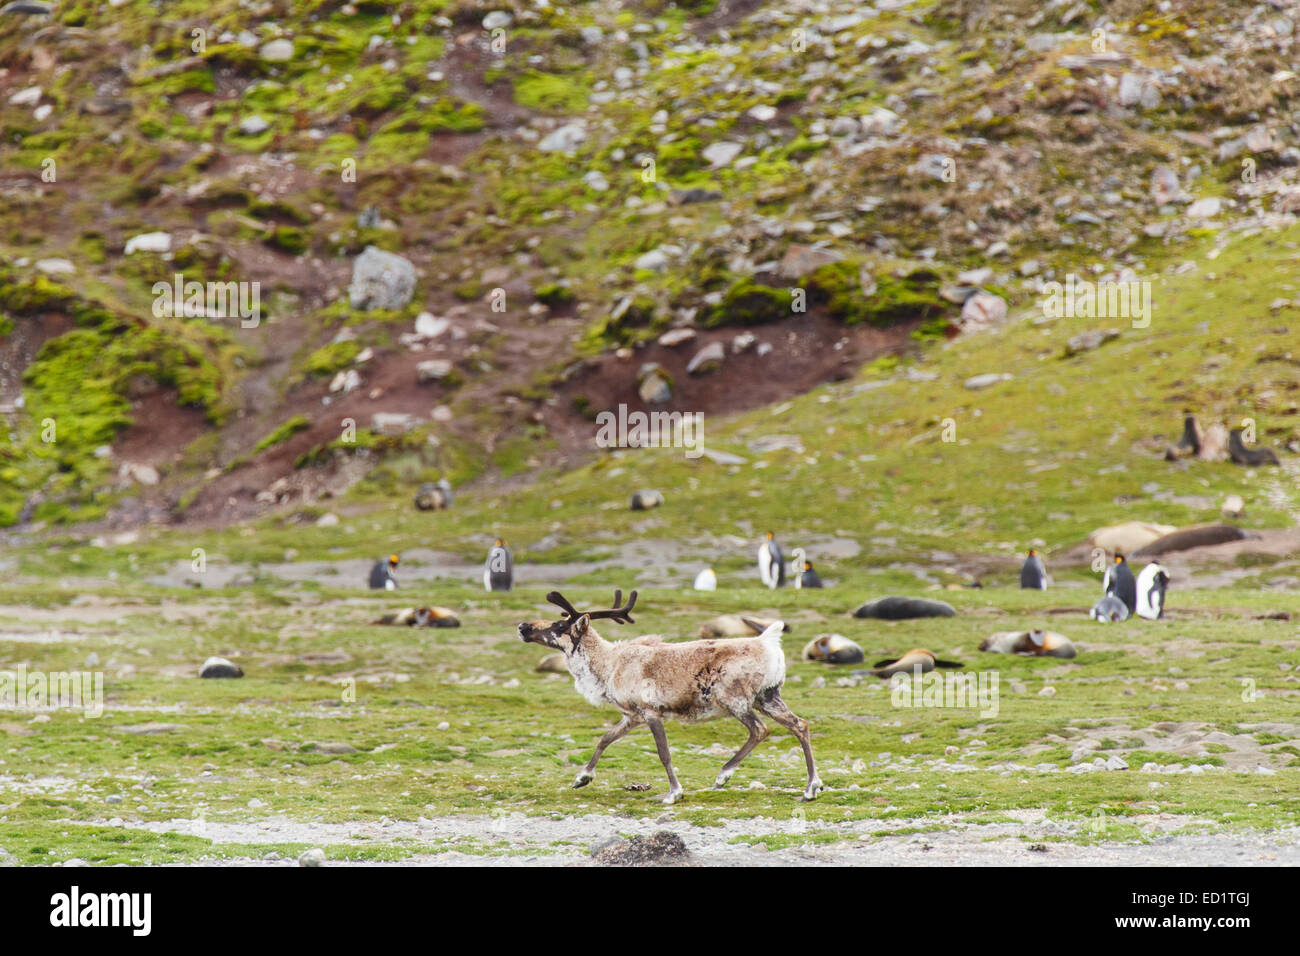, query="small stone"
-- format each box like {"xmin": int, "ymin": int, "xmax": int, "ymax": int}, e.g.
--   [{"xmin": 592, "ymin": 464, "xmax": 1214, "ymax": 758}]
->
[
  {"xmin": 686, "ymin": 342, "xmax": 725, "ymax": 375},
  {"xmin": 298, "ymin": 848, "xmax": 326, "ymax": 867},
  {"xmin": 259, "ymin": 39, "xmax": 295, "ymax": 62},
  {"xmin": 964, "ymin": 372, "xmax": 1012, "ymax": 390},
  {"xmin": 702, "ymin": 141, "xmax": 743, "ymax": 168},
  {"xmin": 238, "ymin": 115, "xmax": 269, "ymax": 136},
  {"xmin": 482, "ymin": 11, "xmax": 512, "ymax": 30},
  {"xmin": 417, "ymin": 359, "xmax": 454, "ymax": 383},
  {"xmin": 538, "ymin": 123, "xmax": 587, "ymax": 153},
  {"xmin": 657, "ymin": 328, "xmax": 697, "ymax": 347},
  {"xmin": 1186, "ymin": 197, "xmax": 1222, "ymax": 219},
  {"xmin": 349, "ymin": 246, "xmax": 416, "ymax": 311},
  {"xmin": 124, "ymin": 232, "xmax": 172, "ymax": 255},
  {"xmin": 635, "ymin": 248, "xmax": 670, "ymax": 272}
]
